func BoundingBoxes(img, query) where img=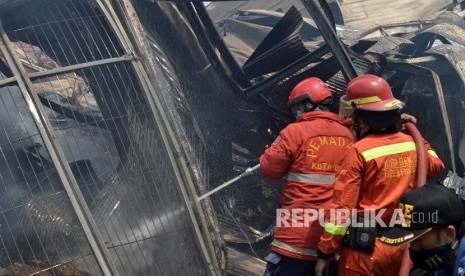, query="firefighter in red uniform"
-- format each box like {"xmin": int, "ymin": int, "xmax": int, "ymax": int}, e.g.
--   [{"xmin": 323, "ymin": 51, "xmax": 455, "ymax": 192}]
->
[
  {"xmin": 315, "ymin": 74, "xmax": 445, "ymax": 276},
  {"xmin": 260, "ymin": 77, "xmax": 355, "ymax": 276}
]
